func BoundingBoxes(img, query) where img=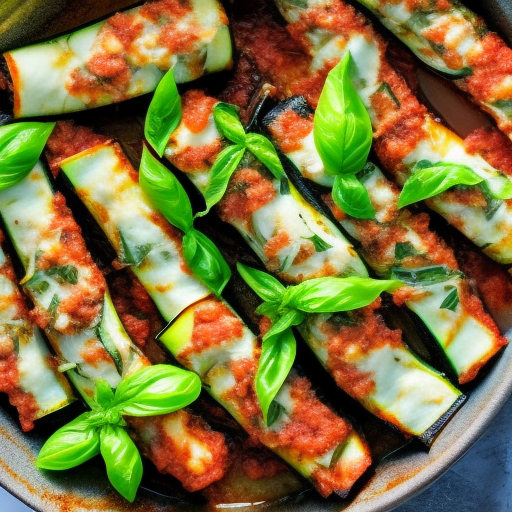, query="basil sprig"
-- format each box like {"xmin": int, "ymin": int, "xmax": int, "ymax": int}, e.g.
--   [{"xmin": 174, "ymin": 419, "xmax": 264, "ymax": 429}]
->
[
  {"xmin": 314, "ymin": 52, "xmax": 374, "ymax": 219},
  {"xmin": 197, "ymin": 102, "xmax": 287, "ymax": 217},
  {"xmin": 139, "ymin": 146, "xmax": 231, "ymax": 295},
  {"xmin": 37, "ymin": 365, "xmax": 201, "ymax": 502},
  {"xmin": 144, "ymin": 69, "xmax": 182, "ymax": 157},
  {"xmin": 0, "ymin": 122, "xmax": 55, "ymax": 190},
  {"xmin": 398, "ymin": 160, "xmax": 512, "ymax": 208},
  {"xmin": 237, "ymin": 263, "xmax": 402, "ymax": 424}
]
